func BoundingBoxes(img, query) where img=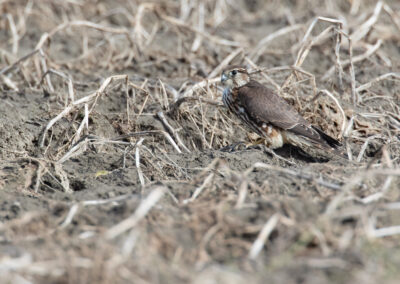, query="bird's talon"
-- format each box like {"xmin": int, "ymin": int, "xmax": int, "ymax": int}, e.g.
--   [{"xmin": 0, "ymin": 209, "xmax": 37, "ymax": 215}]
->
[{"xmin": 220, "ymin": 142, "xmax": 246, "ymax": 152}]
